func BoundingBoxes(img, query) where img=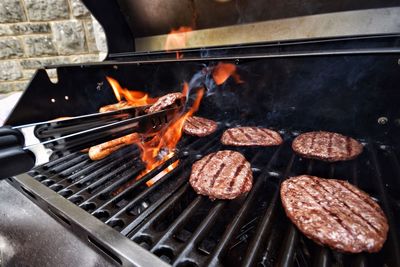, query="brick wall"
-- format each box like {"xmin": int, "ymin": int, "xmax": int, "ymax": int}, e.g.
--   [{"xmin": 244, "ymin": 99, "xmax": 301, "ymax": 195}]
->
[{"xmin": 0, "ymin": 0, "xmax": 107, "ymax": 94}]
